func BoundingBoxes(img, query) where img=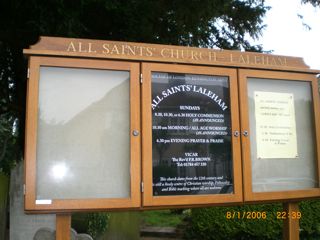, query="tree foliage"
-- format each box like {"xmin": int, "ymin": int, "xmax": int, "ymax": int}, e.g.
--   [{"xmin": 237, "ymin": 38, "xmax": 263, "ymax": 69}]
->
[
  {"xmin": 301, "ymin": 0, "xmax": 320, "ymax": 7},
  {"xmin": 1, "ymin": 0, "xmax": 268, "ymax": 49},
  {"xmin": 0, "ymin": 0, "xmax": 269, "ymax": 173}
]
